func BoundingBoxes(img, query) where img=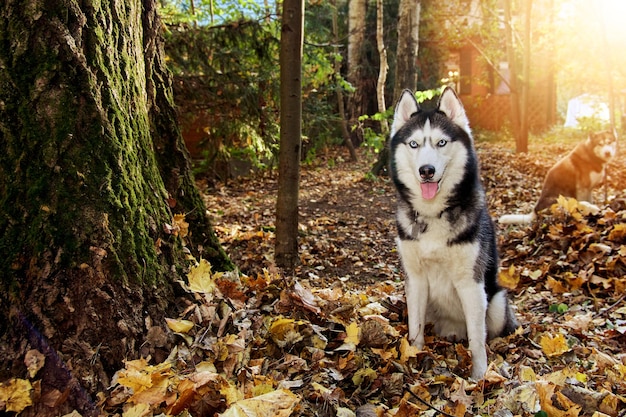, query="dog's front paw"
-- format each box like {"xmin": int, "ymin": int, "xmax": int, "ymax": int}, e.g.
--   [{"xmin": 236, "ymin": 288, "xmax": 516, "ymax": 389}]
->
[
  {"xmin": 409, "ymin": 334, "xmax": 425, "ymax": 350},
  {"xmin": 470, "ymin": 365, "xmax": 486, "ymax": 381}
]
